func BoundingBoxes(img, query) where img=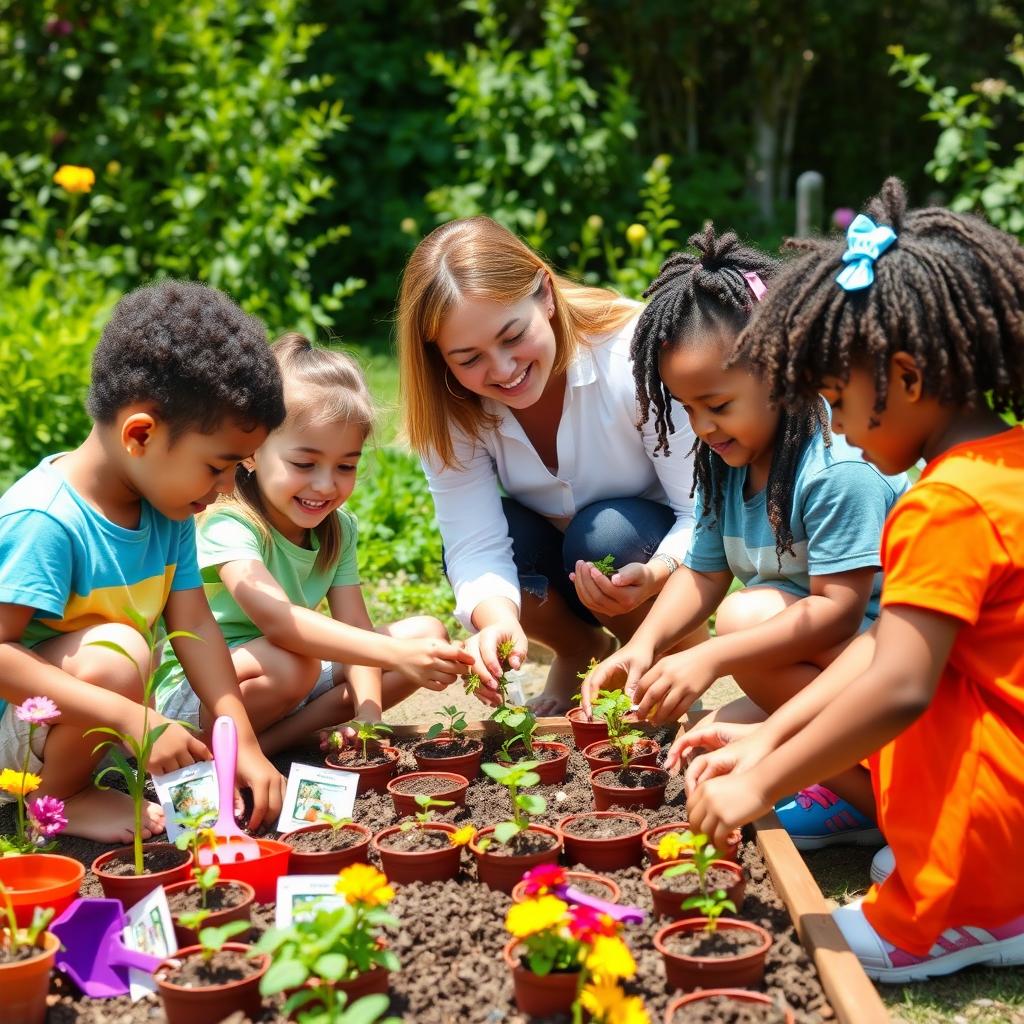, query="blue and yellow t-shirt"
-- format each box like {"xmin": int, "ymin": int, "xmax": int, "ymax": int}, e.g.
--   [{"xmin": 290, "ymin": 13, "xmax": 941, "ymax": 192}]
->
[{"xmin": 0, "ymin": 455, "xmax": 202, "ymax": 716}]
